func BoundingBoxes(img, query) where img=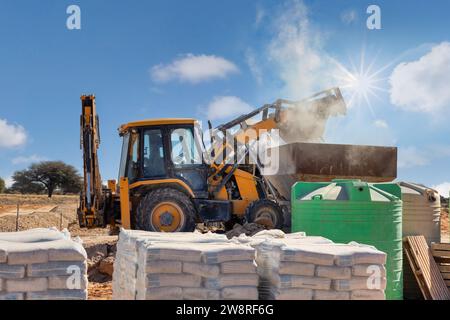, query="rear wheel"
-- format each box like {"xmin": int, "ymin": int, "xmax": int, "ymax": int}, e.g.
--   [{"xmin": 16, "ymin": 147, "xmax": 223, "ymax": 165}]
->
[
  {"xmin": 245, "ymin": 199, "xmax": 284, "ymax": 229},
  {"xmin": 136, "ymin": 188, "xmax": 196, "ymax": 232}
]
